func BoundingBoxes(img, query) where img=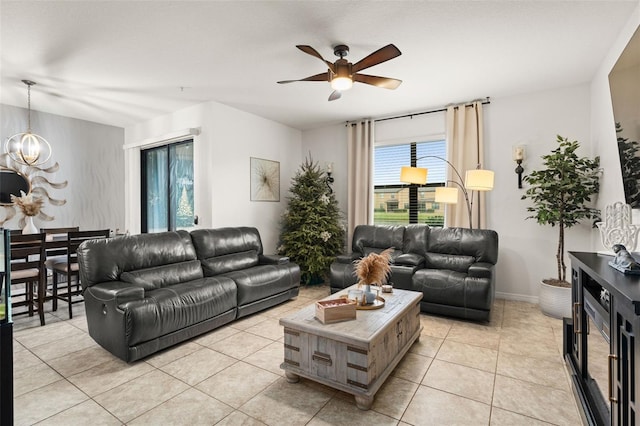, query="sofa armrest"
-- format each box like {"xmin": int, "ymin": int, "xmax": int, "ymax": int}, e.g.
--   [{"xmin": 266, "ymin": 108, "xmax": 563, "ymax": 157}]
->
[
  {"xmin": 259, "ymin": 254, "xmax": 290, "ymax": 265},
  {"xmin": 336, "ymin": 253, "xmax": 358, "ymax": 264},
  {"xmin": 85, "ymin": 281, "xmax": 145, "ymax": 307},
  {"xmin": 468, "ymin": 262, "xmax": 494, "ymax": 279}
]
